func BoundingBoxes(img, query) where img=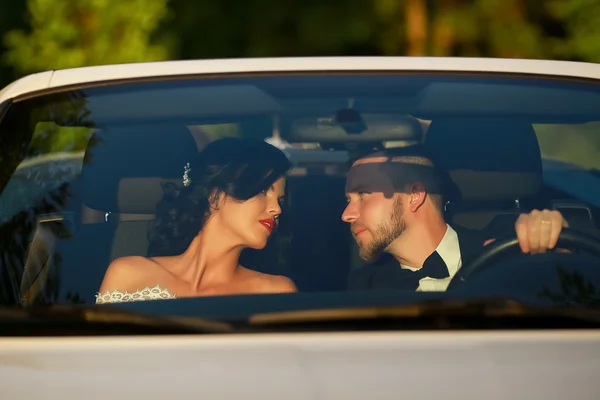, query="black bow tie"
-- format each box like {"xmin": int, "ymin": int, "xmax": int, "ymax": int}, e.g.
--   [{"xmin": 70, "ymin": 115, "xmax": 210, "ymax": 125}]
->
[
  {"xmin": 362, "ymin": 251, "xmax": 451, "ymax": 291},
  {"xmin": 414, "ymin": 251, "xmax": 450, "ymax": 280}
]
